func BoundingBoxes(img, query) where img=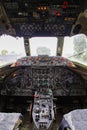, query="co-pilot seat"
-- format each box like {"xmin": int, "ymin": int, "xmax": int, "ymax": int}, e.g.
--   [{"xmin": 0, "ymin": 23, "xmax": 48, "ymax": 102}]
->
[{"xmin": 58, "ymin": 109, "xmax": 87, "ymax": 130}]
